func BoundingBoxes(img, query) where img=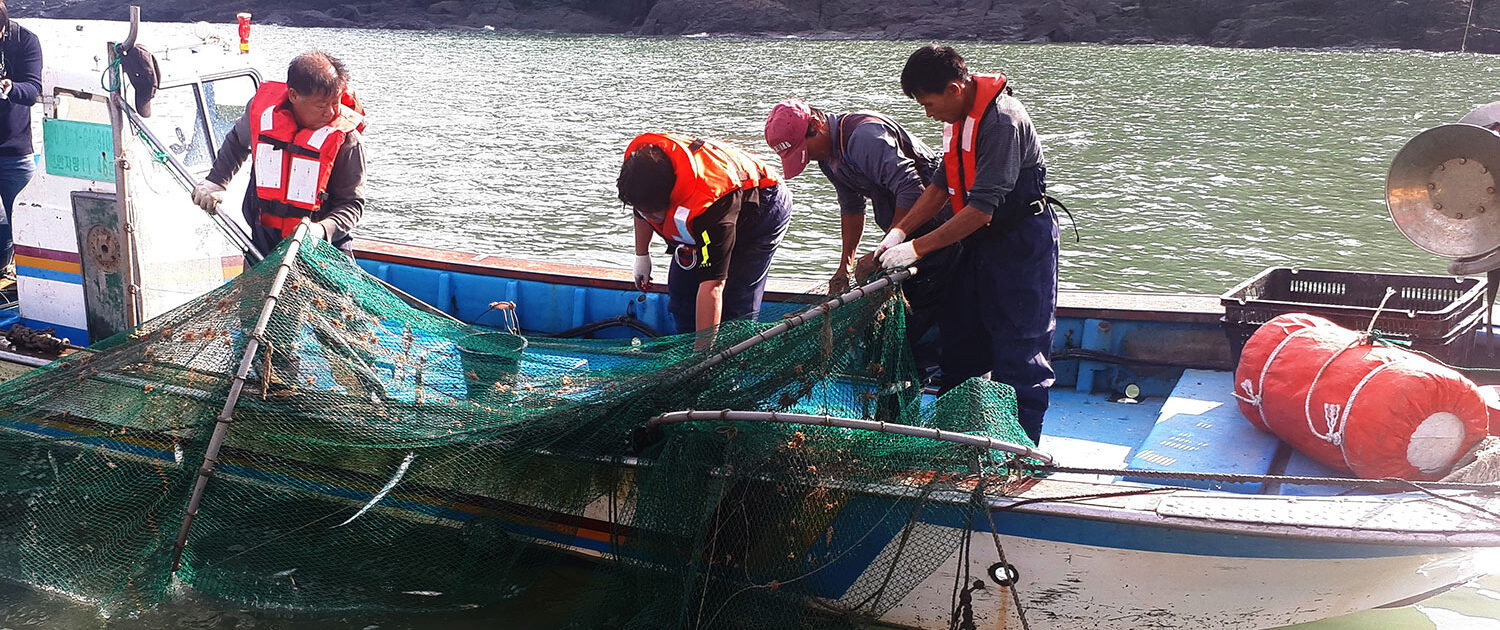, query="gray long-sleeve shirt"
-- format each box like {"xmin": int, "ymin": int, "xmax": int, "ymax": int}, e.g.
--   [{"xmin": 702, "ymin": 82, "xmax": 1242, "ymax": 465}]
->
[
  {"xmin": 819, "ymin": 112, "xmax": 939, "ymax": 232},
  {"xmin": 207, "ymin": 109, "xmax": 366, "ymax": 245},
  {"xmin": 931, "ymin": 92, "xmax": 1044, "ymax": 219}
]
